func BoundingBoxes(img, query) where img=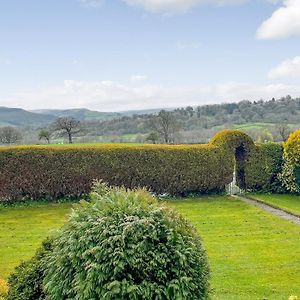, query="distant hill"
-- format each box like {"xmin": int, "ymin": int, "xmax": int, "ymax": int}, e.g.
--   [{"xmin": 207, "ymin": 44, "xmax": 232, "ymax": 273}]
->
[
  {"xmin": 31, "ymin": 108, "xmax": 121, "ymax": 121},
  {"xmin": 31, "ymin": 108, "xmax": 168, "ymax": 120},
  {"xmin": 0, "ymin": 107, "xmax": 167, "ymax": 128},
  {"xmin": 0, "ymin": 107, "xmax": 55, "ymax": 127},
  {"xmin": 2, "ymin": 96, "xmax": 300, "ymax": 133}
]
